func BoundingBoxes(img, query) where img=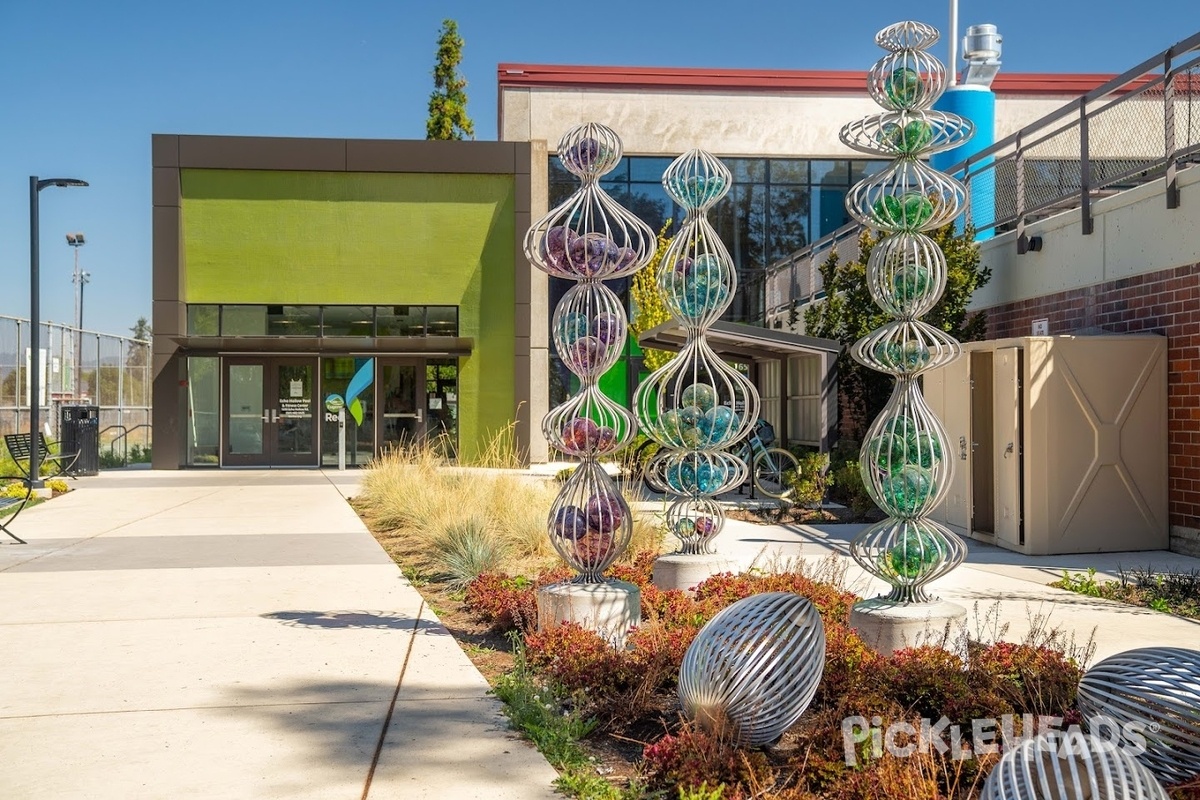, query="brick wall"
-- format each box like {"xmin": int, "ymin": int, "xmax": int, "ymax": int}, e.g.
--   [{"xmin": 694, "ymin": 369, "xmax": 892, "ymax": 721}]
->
[{"xmin": 978, "ymin": 261, "xmax": 1200, "ymax": 550}]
